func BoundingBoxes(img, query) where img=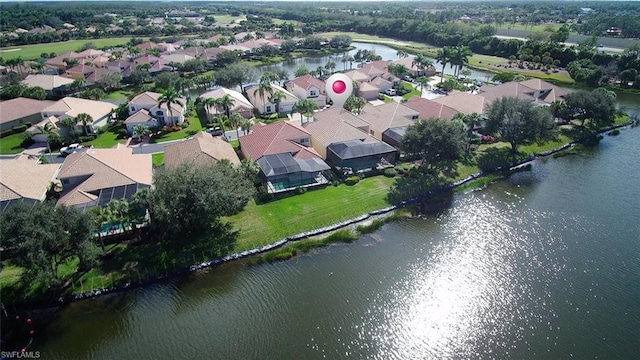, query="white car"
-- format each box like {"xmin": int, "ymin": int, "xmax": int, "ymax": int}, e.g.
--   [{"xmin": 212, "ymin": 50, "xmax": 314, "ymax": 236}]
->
[{"xmin": 60, "ymin": 143, "xmax": 84, "ymax": 156}]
